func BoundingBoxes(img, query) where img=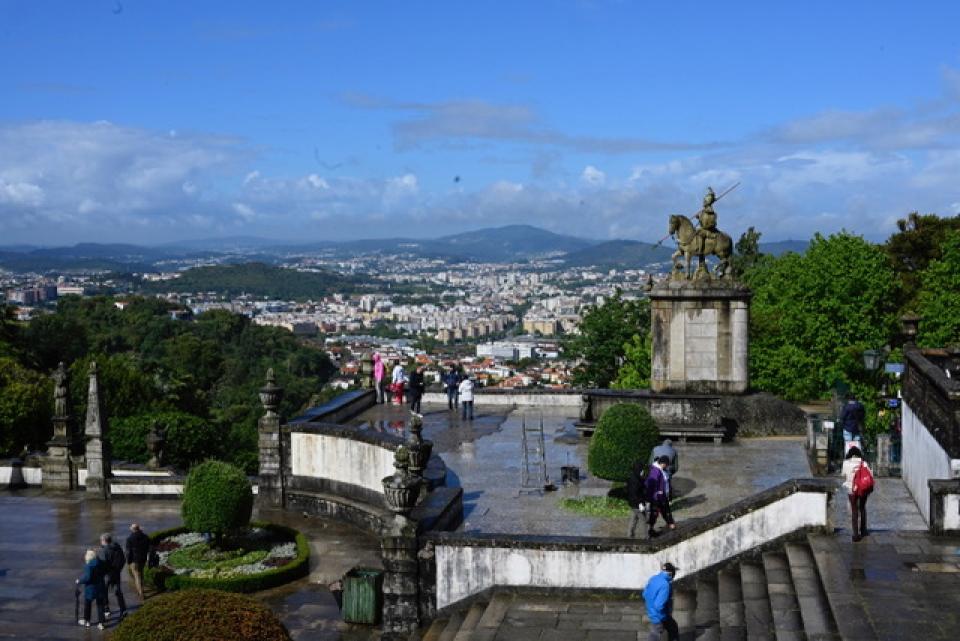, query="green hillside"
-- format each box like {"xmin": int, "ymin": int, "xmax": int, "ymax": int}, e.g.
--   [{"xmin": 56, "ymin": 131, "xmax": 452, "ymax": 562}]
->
[{"xmin": 142, "ymin": 262, "xmax": 364, "ymax": 299}]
